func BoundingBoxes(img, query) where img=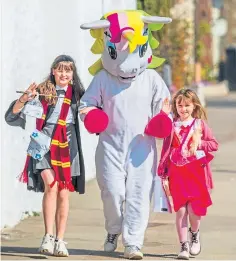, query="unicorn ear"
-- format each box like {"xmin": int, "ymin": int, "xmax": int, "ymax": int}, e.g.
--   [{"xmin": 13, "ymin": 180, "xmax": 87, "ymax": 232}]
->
[
  {"xmin": 80, "ymin": 20, "xmax": 110, "ymax": 30},
  {"xmin": 141, "ymin": 16, "xmax": 172, "ymax": 24}
]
